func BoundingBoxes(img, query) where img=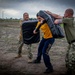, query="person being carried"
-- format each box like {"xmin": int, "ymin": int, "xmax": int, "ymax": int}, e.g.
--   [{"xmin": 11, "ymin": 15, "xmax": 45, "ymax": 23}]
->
[
  {"xmin": 46, "ymin": 8, "xmax": 75, "ymax": 75},
  {"xmin": 33, "ymin": 13, "xmax": 55, "ymax": 74},
  {"xmin": 15, "ymin": 12, "xmax": 33, "ymax": 63}
]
